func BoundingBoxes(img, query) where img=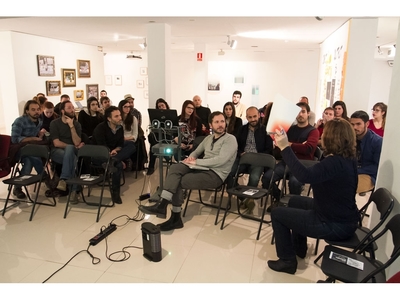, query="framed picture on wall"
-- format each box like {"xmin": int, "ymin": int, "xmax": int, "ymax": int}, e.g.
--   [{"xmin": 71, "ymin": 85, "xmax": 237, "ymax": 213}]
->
[
  {"xmin": 136, "ymin": 80, "xmax": 144, "ymax": 88},
  {"xmin": 115, "ymin": 75, "xmax": 122, "ymax": 86},
  {"xmin": 46, "ymin": 80, "xmax": 61, "ymax": 96},
  {"xmin": 37, "ymin": 55, "xmax": 55, "ymax": 76},
  {"xmin": 77, "ymin": 59, "xmax": 91, "ymax": 78},
  {"xmin": 140, "ymin": 67, "xmax": 147, "ymax": 76},
  {"xmin": 105, "ymin": 75, "xmax": 112, "ymax": 85},
  {"xmin": 74, "ymin": 90, "xmax": 84, "ymax": 101},
  {"xmin": 62, "ymin": 69, "xmax": 76, "ymax": 87},
  {"xmin": 86, "ymin": 84, "xmax": 99, "ymax": 99}
]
